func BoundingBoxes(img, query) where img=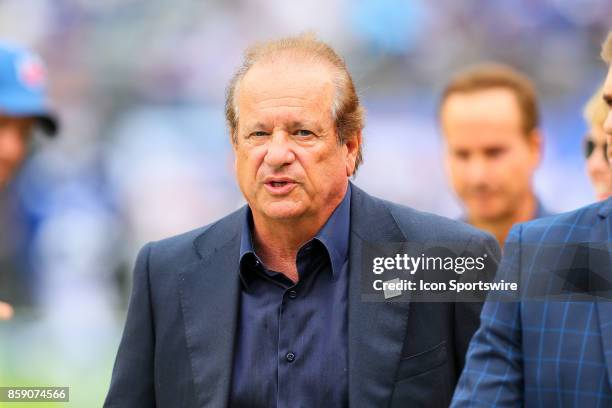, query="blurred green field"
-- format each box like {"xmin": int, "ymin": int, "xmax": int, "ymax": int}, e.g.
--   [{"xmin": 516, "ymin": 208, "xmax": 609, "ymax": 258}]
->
[{"xmin": 0, "ymin": 311, "xmax": 123, "ymax": 408}]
